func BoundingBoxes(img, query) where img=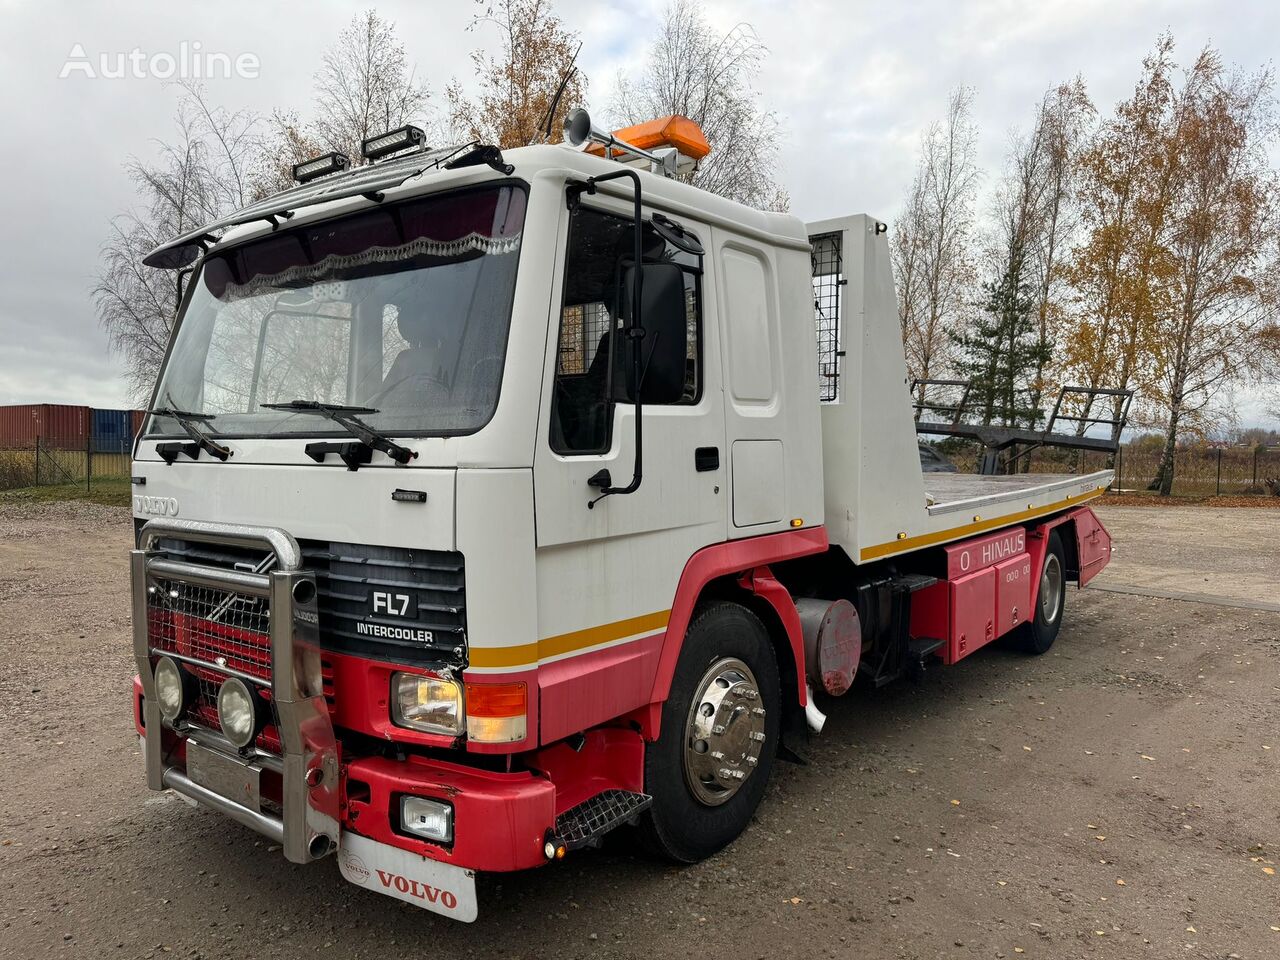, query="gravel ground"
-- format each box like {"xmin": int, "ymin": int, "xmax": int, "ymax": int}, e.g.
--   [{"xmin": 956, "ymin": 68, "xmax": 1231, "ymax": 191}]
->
[{"xmin": 1, "ymin": 500, "xmax": 1277, "ymax": 960}]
